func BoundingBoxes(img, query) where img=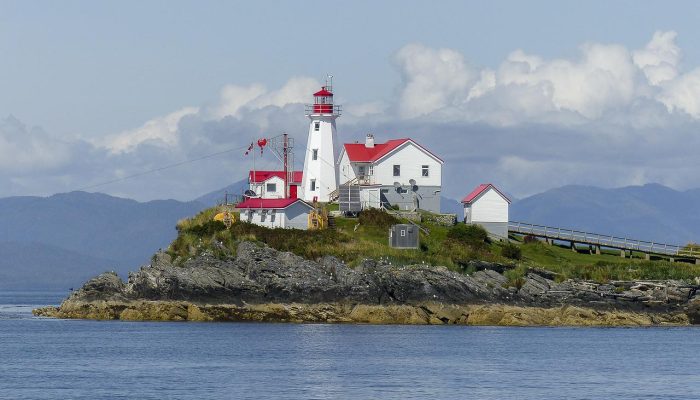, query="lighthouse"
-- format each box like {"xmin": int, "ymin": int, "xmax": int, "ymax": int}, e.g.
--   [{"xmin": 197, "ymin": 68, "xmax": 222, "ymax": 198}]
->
[{"xmin": 301, "ymin": 78, "xmax": 341, "ymax": 202}]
